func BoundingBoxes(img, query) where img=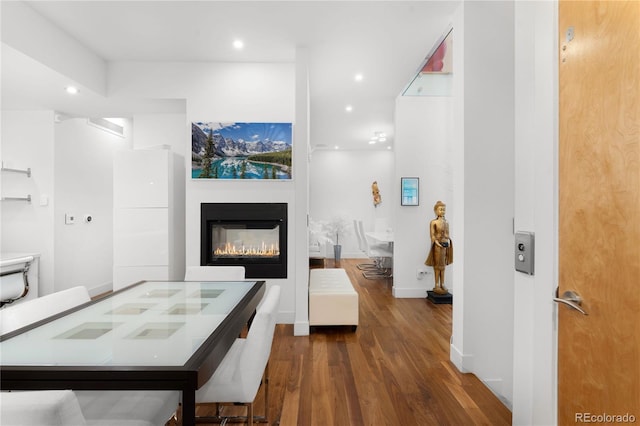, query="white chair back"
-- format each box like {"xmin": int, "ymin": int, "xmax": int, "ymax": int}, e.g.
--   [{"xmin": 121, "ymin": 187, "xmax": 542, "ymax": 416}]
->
[
  {"xmin": 184, "ymin": 266, "xmax": 246, "ymax": 281},
  {"xmin": 235, "ymin": 285, "xmax": 280, "ymax": 397},
  {"xmin": 0, "ymin": 390, "xmax": 88, "ymax": 425},
  {"xmin": 256, "ymin": 285, "xmax": 281, "ymax": 316},
  {"xmin": 0, "ymin": 286, "xmax": 90, "ymax": 335},
  {"xmin": 357, "ymin": 220, "xmax": 373, "ymax": 254},
  {"xmin": 353, "ymin": 219, "xmax": 366, "ymax": 253}
]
